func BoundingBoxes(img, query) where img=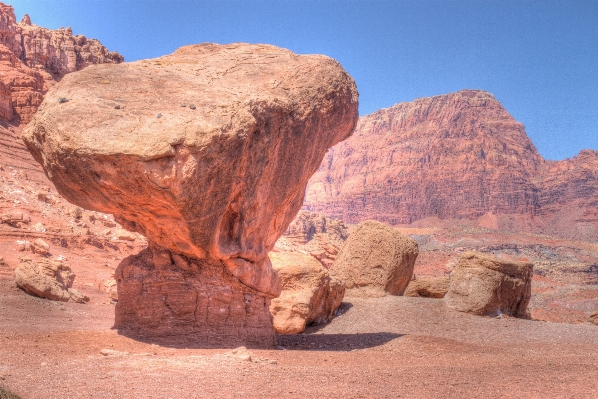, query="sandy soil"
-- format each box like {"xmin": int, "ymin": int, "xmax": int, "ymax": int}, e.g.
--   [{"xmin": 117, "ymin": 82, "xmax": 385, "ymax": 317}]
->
[{"xmin": 1, "ymin": 274, "xmax": 597, "ymax": 399}]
